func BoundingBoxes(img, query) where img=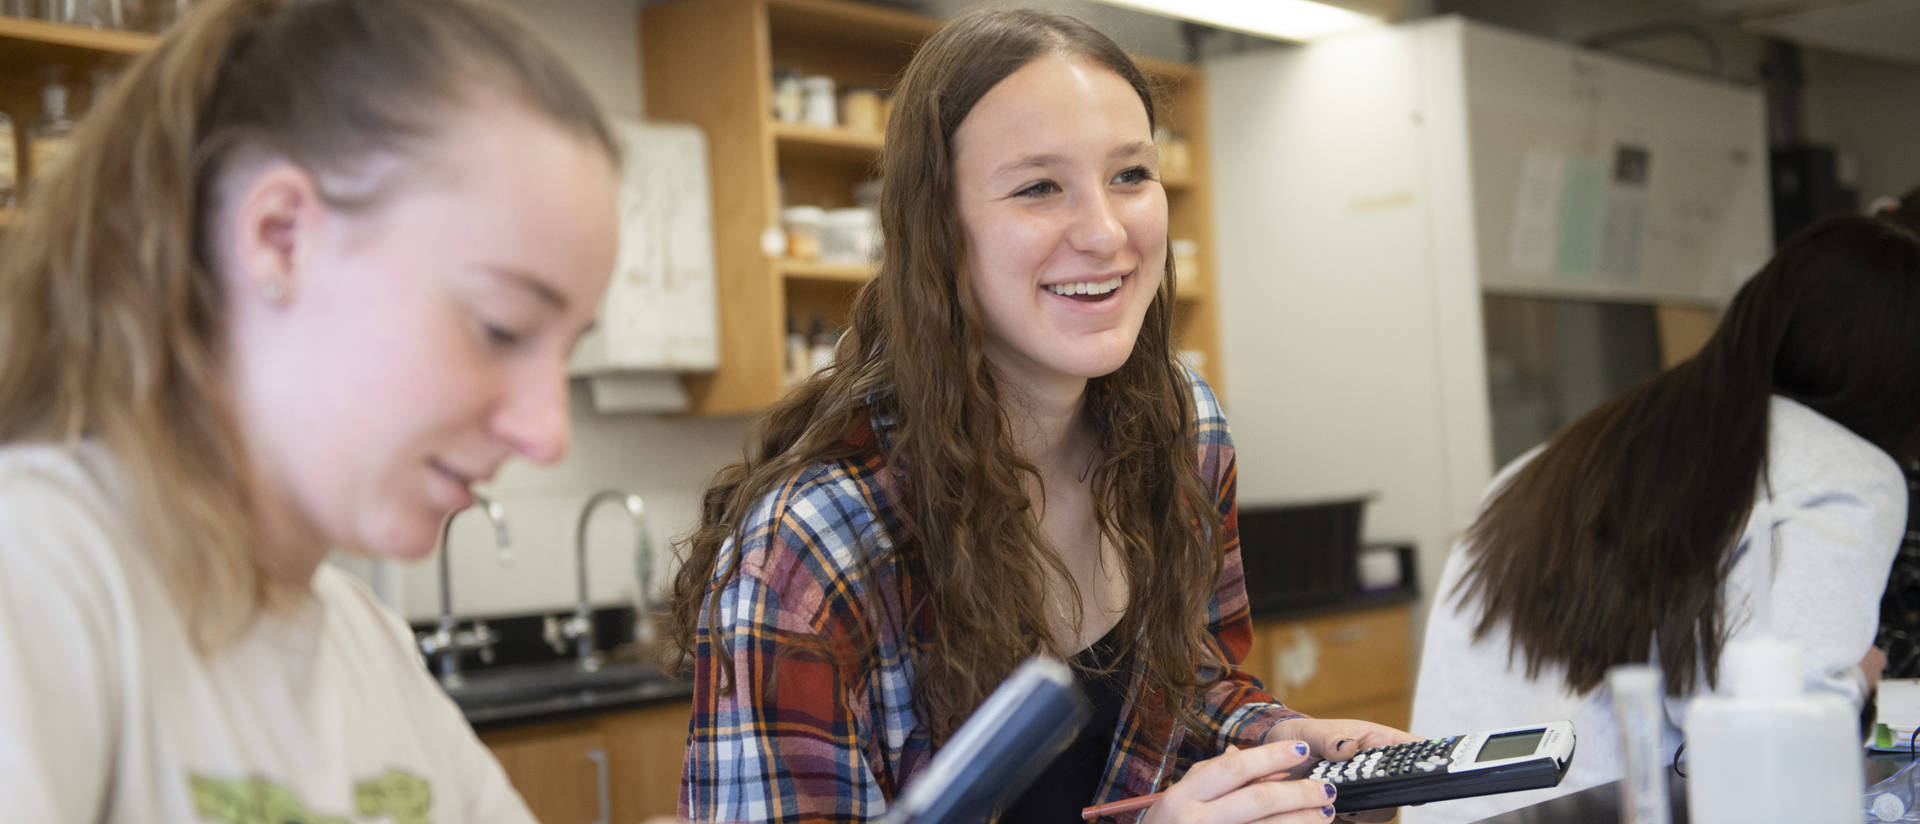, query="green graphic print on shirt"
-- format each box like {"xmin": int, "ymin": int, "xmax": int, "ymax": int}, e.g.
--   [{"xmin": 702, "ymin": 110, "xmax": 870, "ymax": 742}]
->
[{"xmin": 191, "ymin": 769, "xmax": 431, "ymax": 824}]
